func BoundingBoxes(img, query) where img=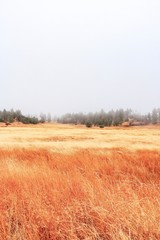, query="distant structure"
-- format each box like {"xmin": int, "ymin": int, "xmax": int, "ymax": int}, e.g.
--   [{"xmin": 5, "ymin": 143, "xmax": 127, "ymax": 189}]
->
[
  {"xmin": 122, "ymin": 120, "xmax": 145, "ymax": 127},
  {"xmin": 122, "ymin": 122, "xmax": 130, "ymax": 127},
  {"xmin": 131, "ymin": 121, "xmax": 145, "ymax": 126}
]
